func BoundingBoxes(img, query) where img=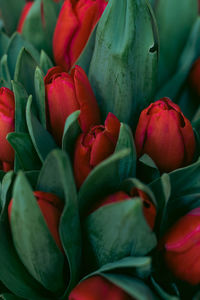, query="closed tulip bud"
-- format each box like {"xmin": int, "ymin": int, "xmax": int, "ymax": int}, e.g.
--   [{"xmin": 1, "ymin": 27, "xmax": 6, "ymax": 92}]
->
[
  {"xmin": 0, "ymin": 87, "xmax": 15, "ymax": 172},
  {"xmin": 8, "ymin": 191, "xmax": 64, "ymax": 251},
  {"xmin": 53, "ymin": 0, "xmax": 107, "ymax": 71},
  {"xmin": 44, "ymin": 65, "xmax": 101, "ymax": 145},
  {"xmin": 69, "ymin": 275, "xmax": 133, "ymax": 300},
  {"xmin": 161, "ymin": 207, "xmax": 200, "ymax": 285},
  {"xmin": 188, "ymin": 57, "xmax": 200, "ymax": 97},
  {"xmin": 135, "ymin": 97, "xmax": 195, "ymax": 173},
  {"xmin": 17, "ymin": 1, "xmax": 34, "ymax": 33},
  {"xmin": 74, "ymin": 112, "xmax": 120, "ymax": 188},
  {"xmin": 90, "ymin": 190, "xmax": 156, "ymax": 229}
]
